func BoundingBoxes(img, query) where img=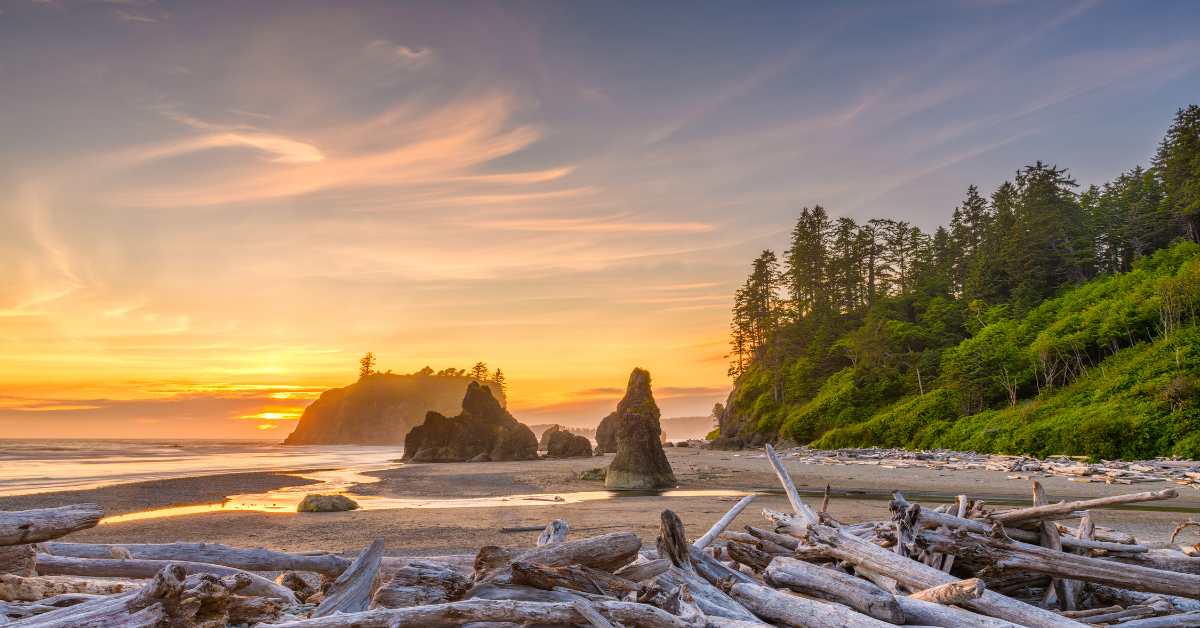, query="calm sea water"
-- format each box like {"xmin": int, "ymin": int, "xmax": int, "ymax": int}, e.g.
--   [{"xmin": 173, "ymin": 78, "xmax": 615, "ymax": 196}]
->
[{"xmin": 0, "ymin": 439, "xmax": 404, "ymax": 497}]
